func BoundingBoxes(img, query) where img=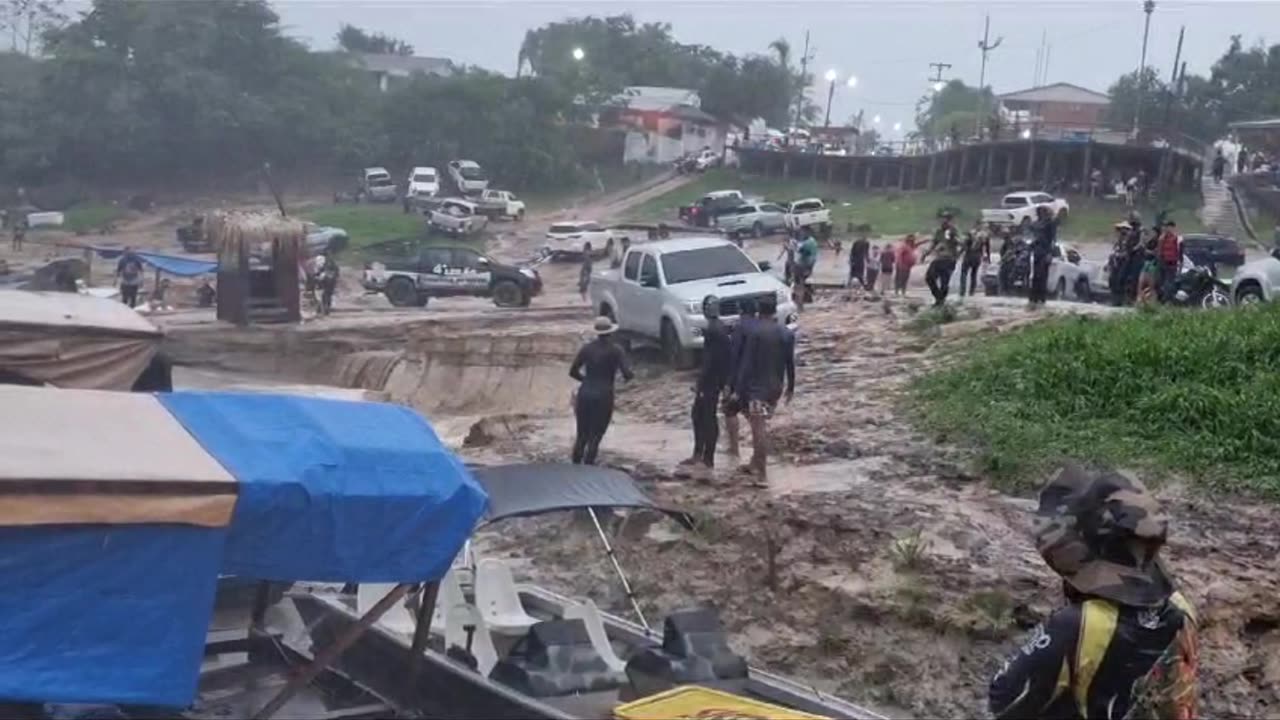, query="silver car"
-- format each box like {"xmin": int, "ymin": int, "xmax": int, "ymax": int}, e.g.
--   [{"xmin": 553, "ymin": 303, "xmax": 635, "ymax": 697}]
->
[{"xmin": 714, "ymin": 202, "xmax": 788, "ymax": 238}]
